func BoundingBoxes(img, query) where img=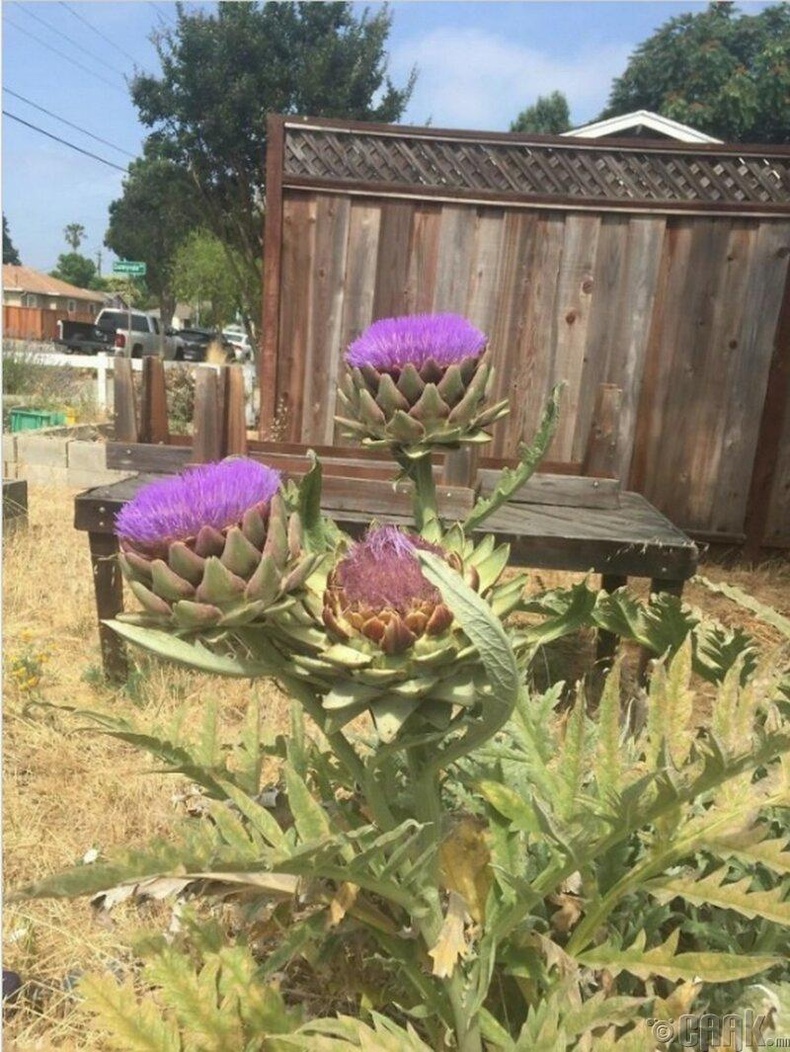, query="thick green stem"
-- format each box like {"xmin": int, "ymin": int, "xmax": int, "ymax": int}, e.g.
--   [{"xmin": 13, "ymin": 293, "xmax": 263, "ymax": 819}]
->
[{"xmin": 395, "ymin": 449, "xmax": 438, "ymax": 532}]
